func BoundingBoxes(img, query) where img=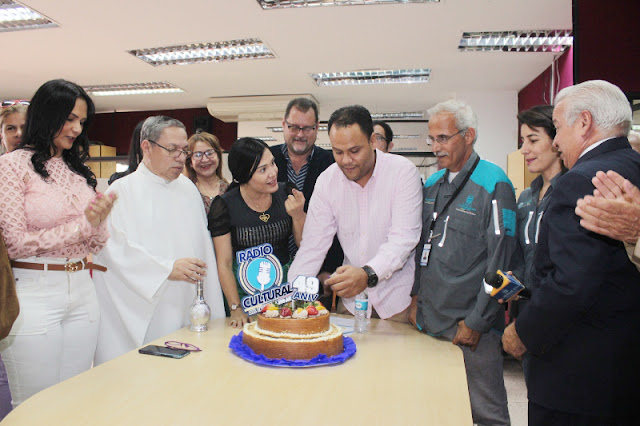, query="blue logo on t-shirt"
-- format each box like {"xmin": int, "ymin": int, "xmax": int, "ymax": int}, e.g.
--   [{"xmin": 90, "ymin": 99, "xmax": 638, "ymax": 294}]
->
[{"xmin": 236, "ymin": 243, "xmax": 284, "ymax": 296}]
